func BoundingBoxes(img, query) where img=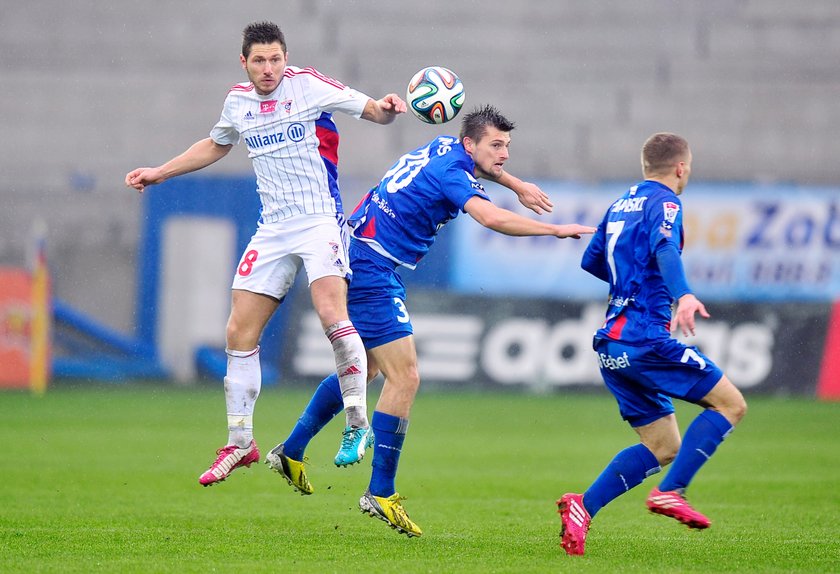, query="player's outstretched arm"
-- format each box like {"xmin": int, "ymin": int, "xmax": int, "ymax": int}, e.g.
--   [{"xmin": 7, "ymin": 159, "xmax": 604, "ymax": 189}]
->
[
  {"xmin": 361, "ymin": 94, "xmax": 407, "ymax": 124},
  {"xmin": 464, "ymin": 196, "xmax": 594, "ymax": 239},
  {"xmin": 125, "ymin": 138, "xmax": 232, "ymax": 192},
  {"xmin": 492, "ymin": 171, "xmax": 554, "ymax": 215}
]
